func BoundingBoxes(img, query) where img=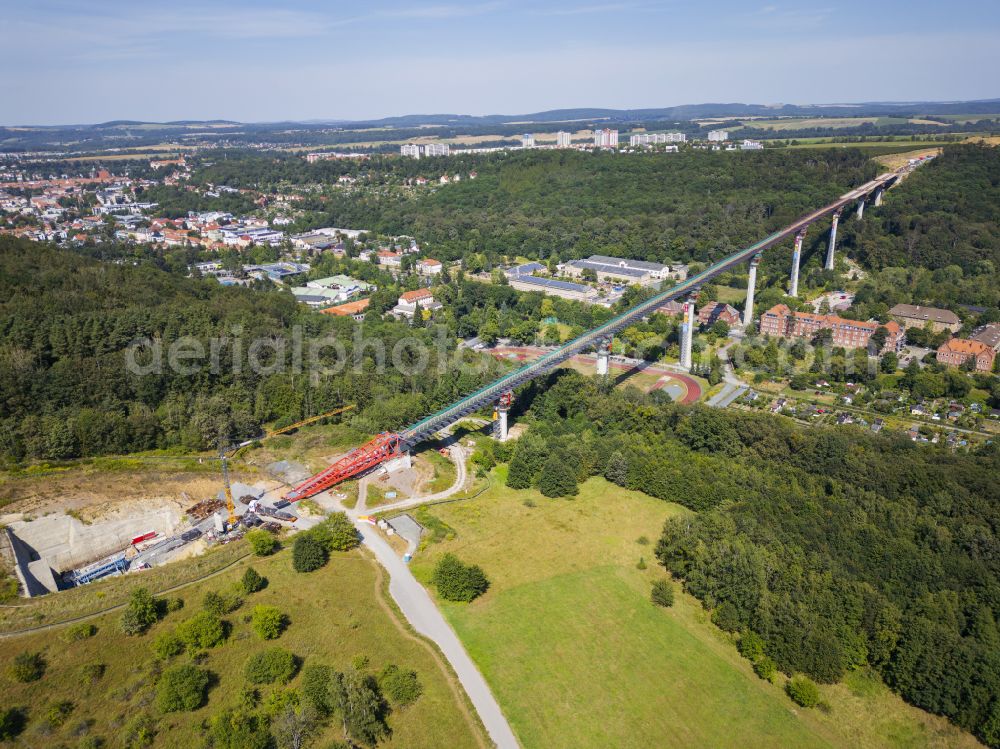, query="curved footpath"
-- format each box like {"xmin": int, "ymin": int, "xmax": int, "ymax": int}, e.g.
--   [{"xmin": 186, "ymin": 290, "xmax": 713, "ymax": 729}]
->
[{"xmin": 345, "ymin": 445, "xmax": 519, "ymax": 749}]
